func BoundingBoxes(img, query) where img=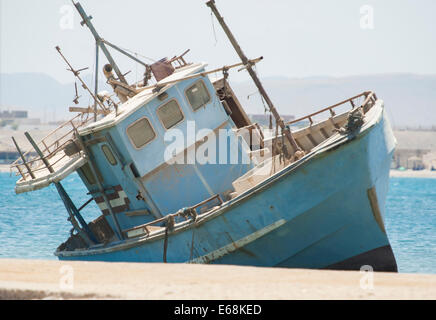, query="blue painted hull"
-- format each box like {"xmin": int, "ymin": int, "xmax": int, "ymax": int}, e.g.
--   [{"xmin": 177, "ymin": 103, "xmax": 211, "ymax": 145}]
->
[{"xmin": 57, "ymin": 102, "xmax": 397, "ymax": 271}]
